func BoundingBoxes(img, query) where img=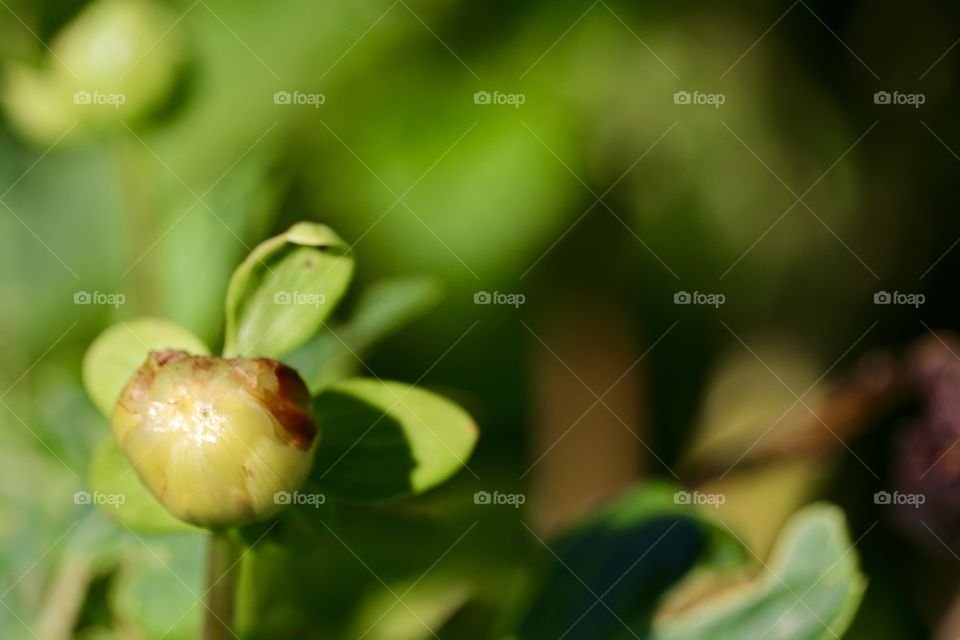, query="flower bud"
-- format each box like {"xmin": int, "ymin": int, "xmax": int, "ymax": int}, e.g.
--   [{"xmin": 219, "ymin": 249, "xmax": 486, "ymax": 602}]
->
[
  {"xmin": 52, "ymin": 0, "xmax": 184, "ymax": 122},
  {"xmin": 111, "ymin": 350, "xmax": 318, "ymax": 528},
  {"xmin": 2, "ymin": 0, "xmax": 184, "ymax": 142}
]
